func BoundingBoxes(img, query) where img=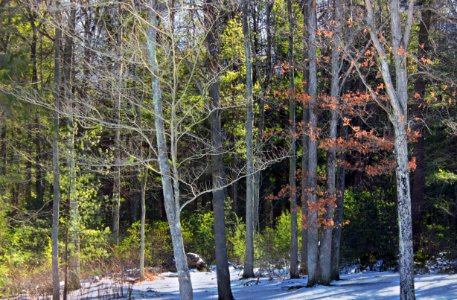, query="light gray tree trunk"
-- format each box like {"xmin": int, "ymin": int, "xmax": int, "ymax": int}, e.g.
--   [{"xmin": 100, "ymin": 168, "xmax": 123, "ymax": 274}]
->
[
  {"xmin": 306, "ymin": 0, "xmax": 319, "ymax": 288},
  {"xmin": 147, "ymin": 1, "xmax": 193, "ymax": 298},
  {"xmin": 364, "ymin": 0, "xmax": 416, "ymax": 298},
  {"xmin": 318, "ymin": 0, "xmax": 342, "ymax": 285},
  {"xmin": 51, "ymin": 2, "xmax": 61, "ymax": 297},
  {"xmin": 242, "ymin": 0, "xmax": 255, "ymax": 279},
  {"xmin": 287, "ymin": 0, "xmax": 299, "ymax": 279}
]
